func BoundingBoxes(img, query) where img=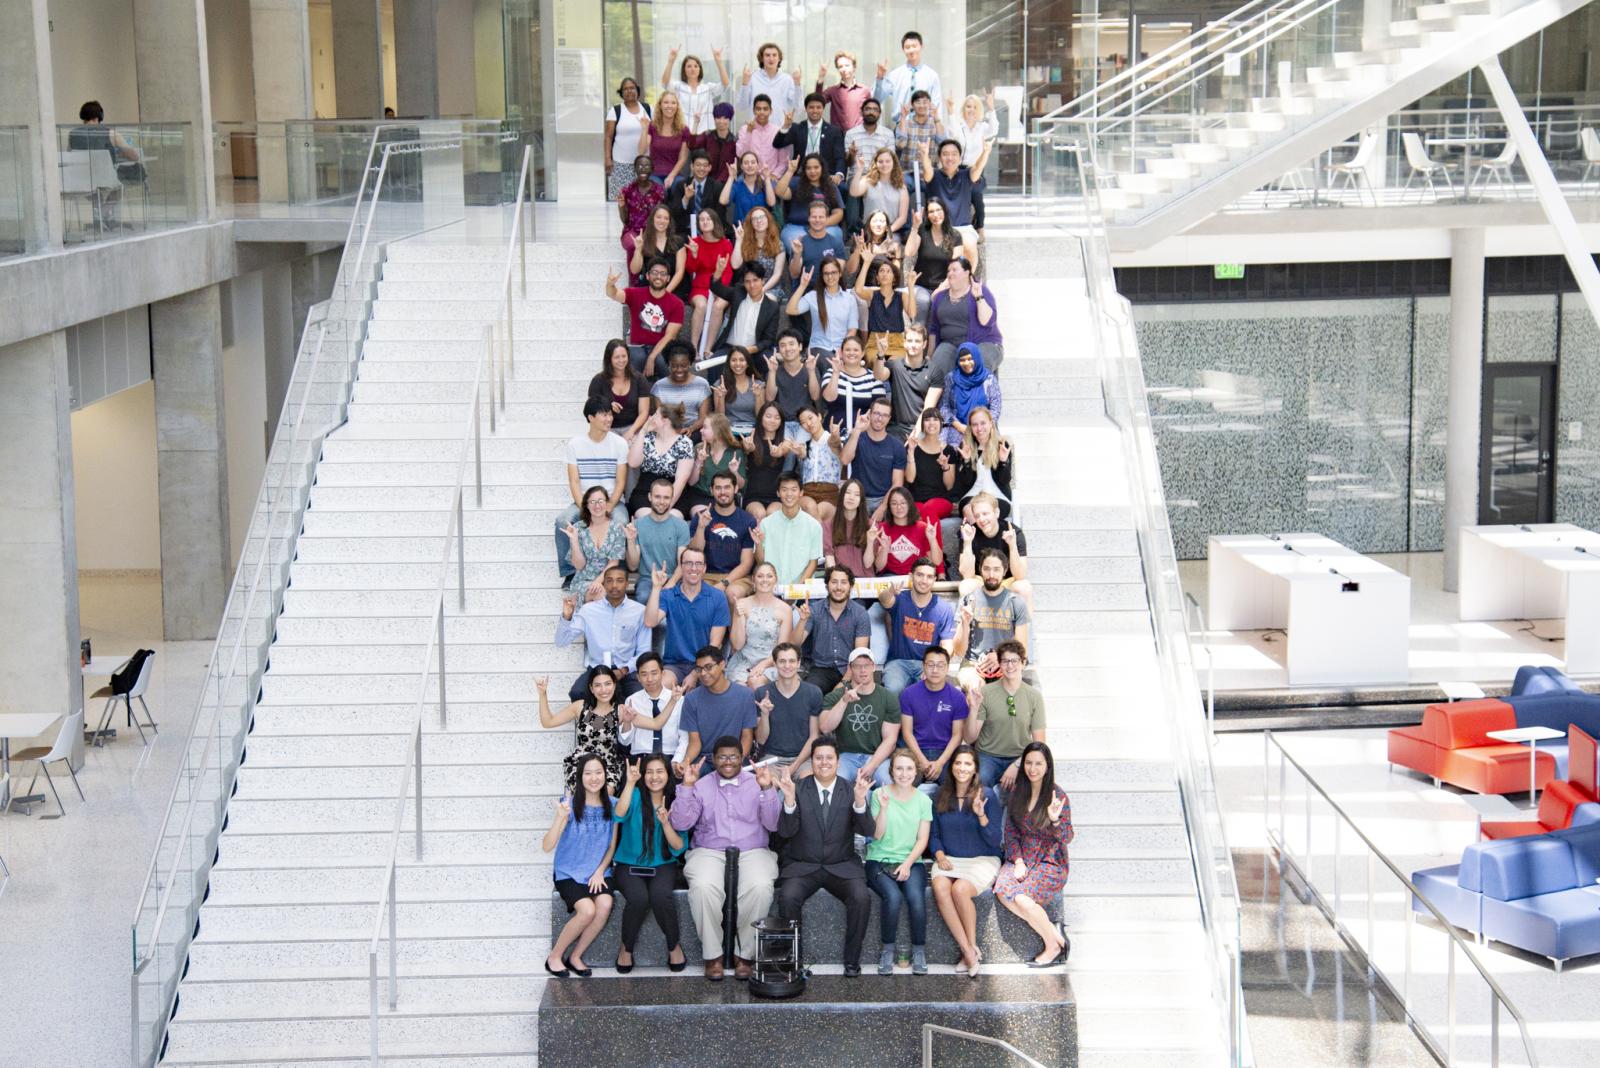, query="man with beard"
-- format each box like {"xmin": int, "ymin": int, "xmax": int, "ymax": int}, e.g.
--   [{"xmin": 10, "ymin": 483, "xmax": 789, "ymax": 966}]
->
[
  {"xmin": 790, "ymin": 564, "xmax": 870, "ymax": 693},
  {"xmin": 687, "ymin": 470, "xmax": 757, "ymax": 613},
  {"xmin": 952, "ymin": 549, "xmax": 1030, "ymax": 692}
]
